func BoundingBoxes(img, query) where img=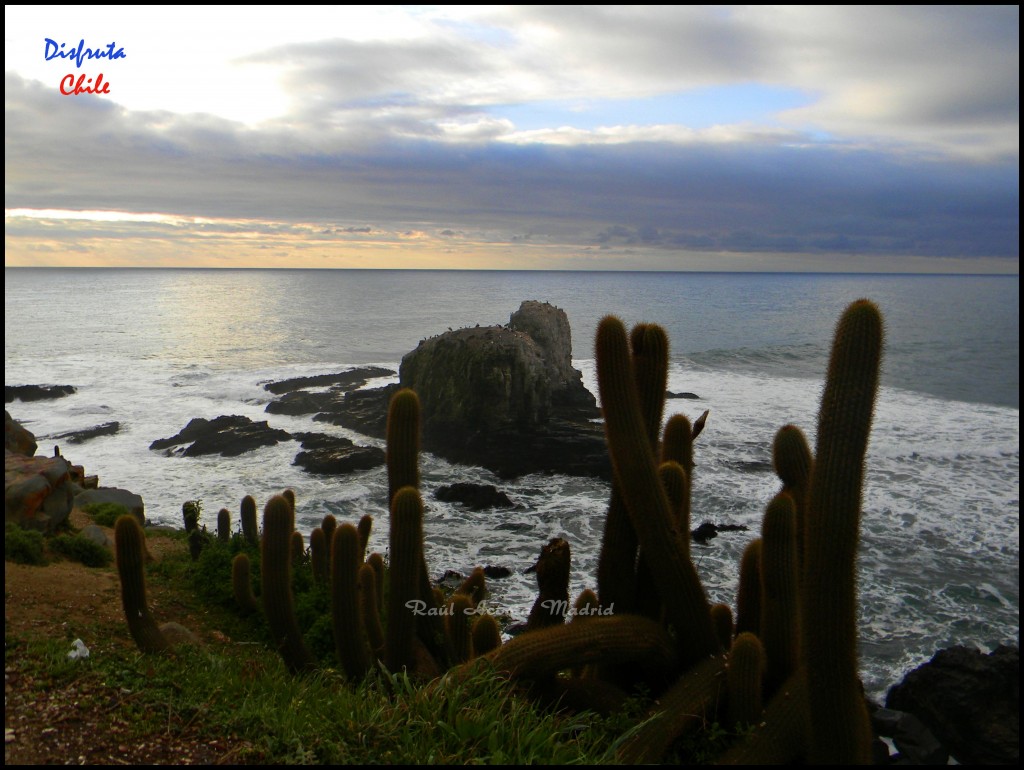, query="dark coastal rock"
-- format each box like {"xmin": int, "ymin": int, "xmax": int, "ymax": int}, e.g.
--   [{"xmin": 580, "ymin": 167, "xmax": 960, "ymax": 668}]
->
[
  {"xmin": 434, "ymin": 483, "xmax": 515, "ymax": 510},
  {"xmin": 291, "ymin": 432, "xmax": 385, "ymax": 475},
  {"xmin": 150, "ymin": 415, "xmax": 291, "ymax": 457},
  {"xmin": 691, "ymin": 521, "xmax": 749, "ymax": 544},
  {"xmin": 5, "ymin": 411, "xmax": 37, "ymax": 456},
  {"xmin": 50, "ymin": 421, "xmax": 121, "ymax": 444},
  {"xmin": 396, "ymin": 301, "xmax": 608, "ymax": 479},
  {"xmin": 666, "ymin": 391, "xmax": 701, "ymax": 399},
  {"xmin": 265, "ymin": 367, "xmax": 396, "ymax": 416},
  {"xmin": 482, "ymin": 565, "xmax": 512, "ymax": 579},
  {"xmin": 74, "ymin": 487, "xmax": 145, "ymax": 525},
  {"xmin": 313, "ymin": 385, "xmax": 398, "ymax": 437},
  {"xmin": 870, "ymin": 707, "xmax": 949, "ymax": 765},
  {"xmin": 885, "ymin": 644, "xmax": 1019, "ymax": 765},
  {"xmin": 5, "ymin": 384, "xmax": 76, "ymax": 403},
  {"xmin": 4, "ymin": 452, "xmax": 74, "ymax": 532},
  {"xmin": 264, "ymin": 367, "xmax": 395, "ymax": 396}
]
